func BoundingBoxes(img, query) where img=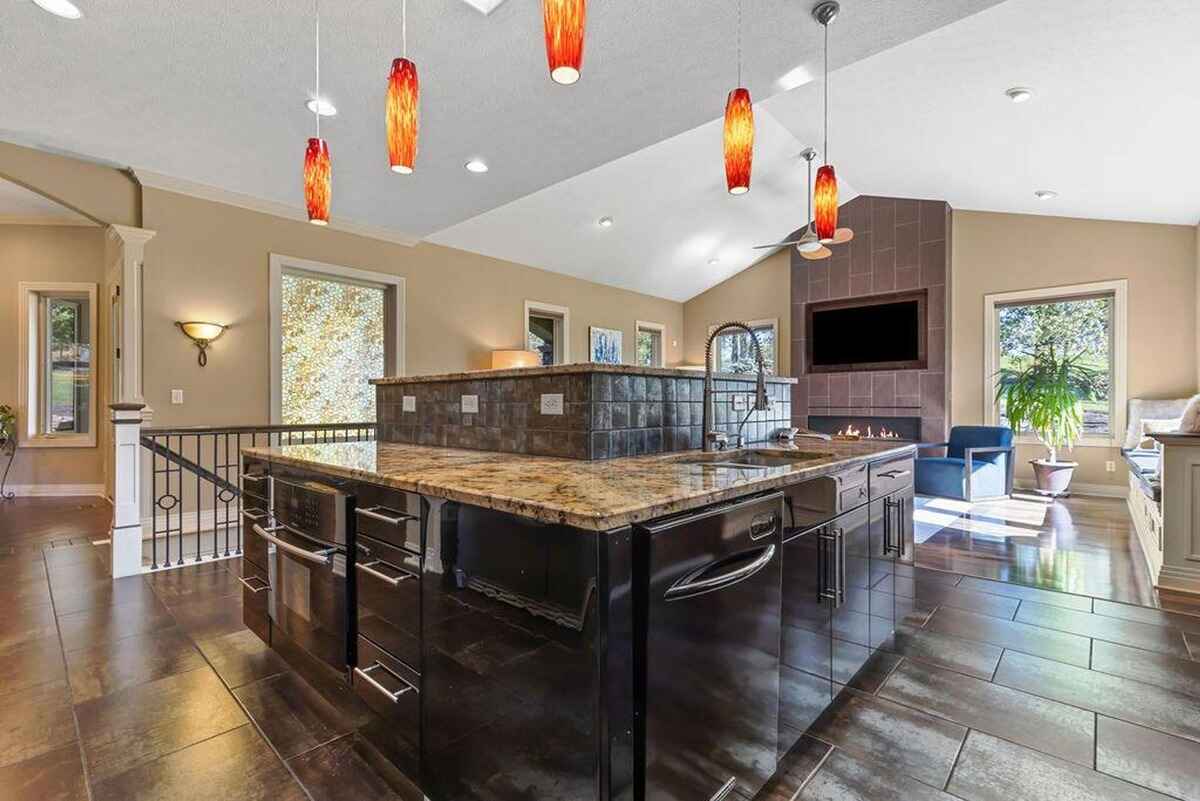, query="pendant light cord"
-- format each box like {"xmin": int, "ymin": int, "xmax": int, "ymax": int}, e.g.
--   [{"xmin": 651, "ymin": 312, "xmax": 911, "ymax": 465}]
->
[
  {"xmin": 314, "ymin": 0, "xmax": 321, "ymax": 139},
  {"xmin": 736, "ymin": 0, "xmax": 742, "ymax": 87},
  {"xmin": 822, "ymin": 20, "xmax": 829, "ymax": 164},
  {"xmin": 402, "ymin": 0, "xmax": 407, "ymax": 58}
]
